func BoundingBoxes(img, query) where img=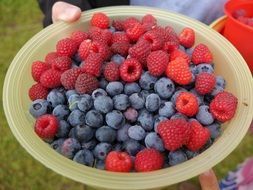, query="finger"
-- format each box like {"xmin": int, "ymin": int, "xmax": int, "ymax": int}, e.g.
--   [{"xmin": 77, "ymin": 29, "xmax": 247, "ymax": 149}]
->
[
  {"xmin": 199, "ymin": 169, "xmax": 220, "ymax": 190},
  {"xmin": 52, "ymin": 1, "xmax": 81, "ymax": 23}
]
